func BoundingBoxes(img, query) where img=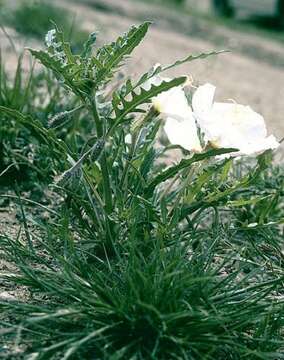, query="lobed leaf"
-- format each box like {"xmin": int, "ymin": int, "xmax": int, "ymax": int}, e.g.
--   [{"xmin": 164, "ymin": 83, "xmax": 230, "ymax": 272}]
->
[
  {"xmin": 121, "ymin": 50, "xmax": 226, "ymax": 100},
  {"xmin": 109, "ymin": 76, "xmax": 187, "ymax": 133},
  {"xmin": 93, "ymin": 22, "xmax": 151, "ymax": 87},
  {"xmin": 178, "ymin": 152, "xmax": 272, "ymax": 219},
  {"xmin": 29, "ymin": 26, "xmax": 93, "ymax": 97},
  {"xmin": 145, "ymin": 148, "xmax": 237, "ymax": 197}
]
